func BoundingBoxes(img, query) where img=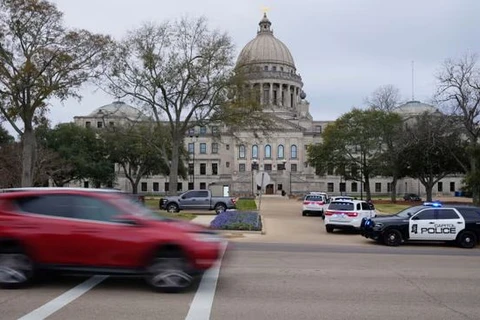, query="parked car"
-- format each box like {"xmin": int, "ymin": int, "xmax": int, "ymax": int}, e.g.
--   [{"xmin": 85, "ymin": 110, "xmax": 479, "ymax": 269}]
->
[
  {"xmin": 0, "ymin": 188, "xmax": 223, "ymax": 292},
  {"xmin": 403, "ymin": 193, "xmax": 422, "ymax": 201},
  {"xmin": 159, "ymin": 190, "xmax": 236, "ymax": 214},
  {"xmin": 360, "ymin": 202, "xmax": 480, "ymax": 248},
  {"xmin": 302, "ymin": 194, "xmax": 327, "ymax": 216},
  {"xmin": 324, "ymin": 199, "xmax": 376, "ymax": 233}
]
